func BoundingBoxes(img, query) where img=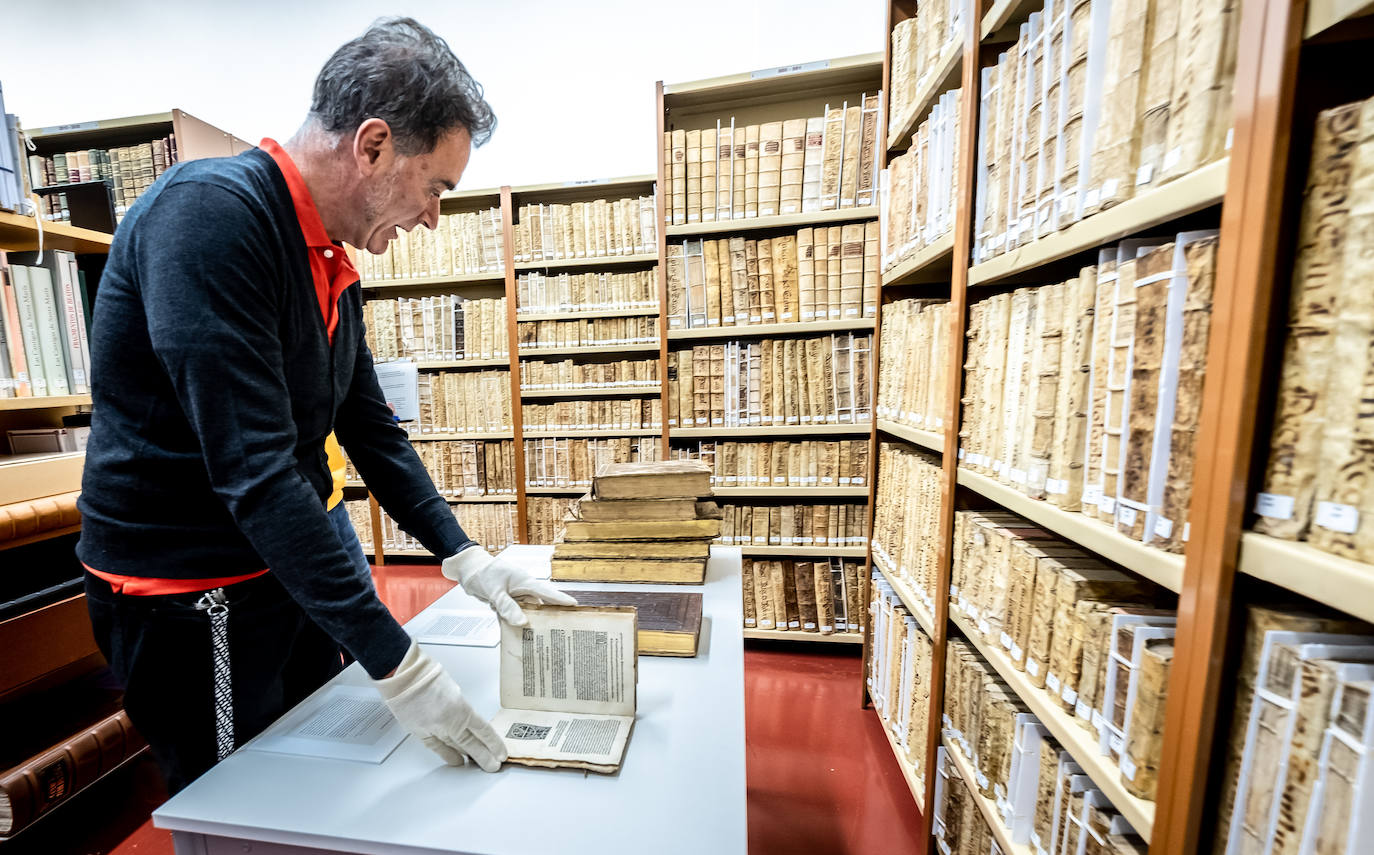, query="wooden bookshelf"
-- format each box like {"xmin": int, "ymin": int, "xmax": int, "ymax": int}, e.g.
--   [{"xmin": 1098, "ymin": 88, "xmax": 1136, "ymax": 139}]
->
[
  {"xmin": 520, "ymin": 386, "xmax": 661, "ymax": 399},
  {"xmin": 967, "ymin": 158, "xmax": 1229, "ymax": 287},
  {"xmin": 516, "ymin": 307, "xmax": 660, "ymax": 322},
  {"xmin": 738, "ymin": 545, "xmax": 869, "ymax": 558},
  {"xmin": 518, "ymin": 344, "xmax": 660, "ymax": 358},
  {"xmin": 873, "ymin": 555, "xmax": 937, "ymax": 639},
  {"xmin": 667, "ymin": 318, "xmax": 875, "ymax": 340},
  {"xmin": 406, "ymin": 431, "xmax": 514, "ymax": 441},
  {"xmin": 710, "ymin": 486, "xmax": 870, "ymax": 498},
  {"xmin": 521, "ymin": 428, "xmax": 661, "ymax": 438},
  {"xmin": 877, "ymin": 711, "xmax": 927, "ymax": 806},
  {"xmin": 514, "ymin": 252, "xmax": 658, "ymax": 272},
  {"xmin": 443, "ymin": 495, "xmax": 518, "ymax": 504},
  {"xmin": 0, "ymin": 394, "xmax": 92, "ymax": 411},
  {"xmin": 0, "ymin": 212, "xmax": 113, "ymax": 253},
  {"xmin": 360, "ymin": 271, "xmax": 505, "ymax": 291},
  {"xmin": 744, "ymin": 628, "xmax": 864, "ymax": 644},
  {"xmin": 943, "ymin": 736, "xmax": 1035, "ymax": 855},
  {"xmin": 881, "ymin": 232, "xmax": 956, "ymax": 287},
  {"xmin": 410, "ymin": 358, "xmax": 510, "ymax": 370},
  {"xmin": 955, "ymin": 468, "xmax": 1185, "ymax": 592},
  {"xmin": 1238, "ymin": 533, "xmax": 1374, "ymax": 625},
  {"xmin": 950, "ymin": 611, "xmax": 1156, "ymax": 840},
  {"xmin": 886, "ymin": 39, "xmax": 963, "ymax": 152},
  {"xmin": 665, "ymin": 206, "xmax": 881, "ymax": 238},
  {"xmin": 980, "ymin": 0, "xmax": 1042, "ymax": 41},
  {"xmin": 876, "ymin": 420, "xmax": 944, "ymax": 454},
  {"xmin": 671, "ymin": 423, "xmax": 873, "ymax": 439}
]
